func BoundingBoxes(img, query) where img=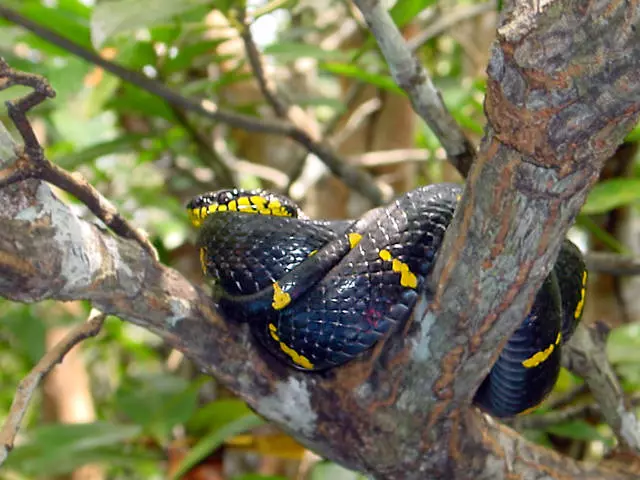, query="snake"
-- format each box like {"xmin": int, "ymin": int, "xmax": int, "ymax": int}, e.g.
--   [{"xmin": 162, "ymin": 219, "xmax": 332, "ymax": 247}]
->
[{"xmin": 187, "ymin": 184, "xmax": 587, "ymax": 418}]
